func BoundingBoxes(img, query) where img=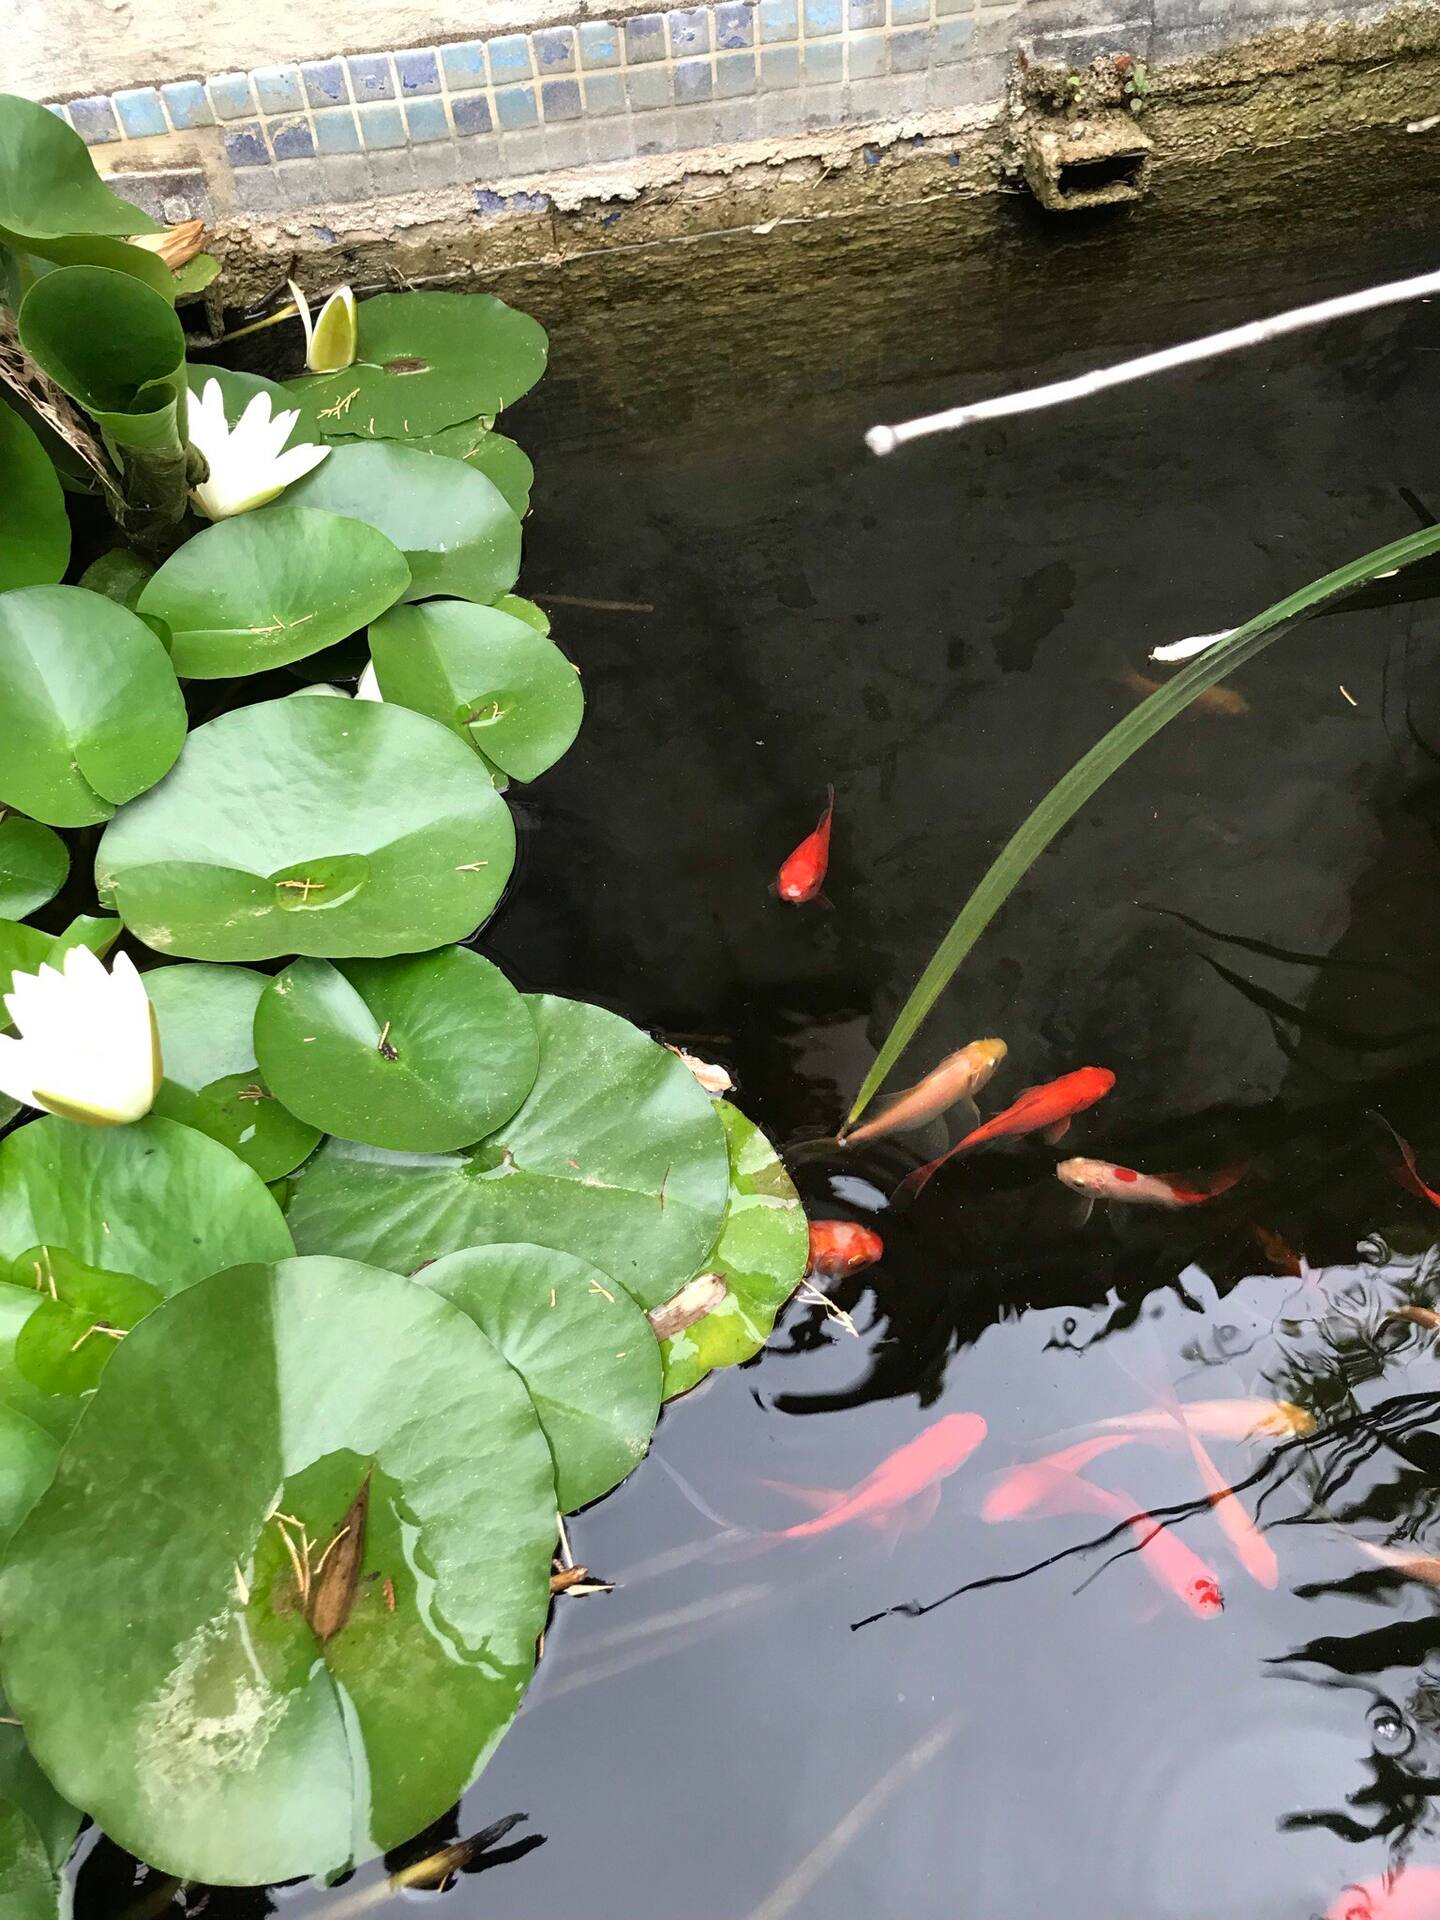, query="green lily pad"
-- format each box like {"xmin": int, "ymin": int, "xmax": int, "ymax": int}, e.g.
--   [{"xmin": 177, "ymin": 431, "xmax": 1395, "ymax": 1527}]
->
[
  {"xmin": 137, "ymin": 505, "xmax": 411, "ymax": 678},
  {"xmin": 254, "ymin": 948, "xmax": 538, "ymax": 1152},
  {"xmin": 76, "ymin": 548, "xmax": 153, "ymax": 609},
  {"xmin": 0, "ymin": 916, "xmax": 118, "ymax": 1019},
  {"xmin": 284, "ymin": 442, "xmax": 520, "ymax": 606},
  {"xmin": 95, "ymin": 696, "xmax": 515, "ymax": 961},
  {"xmin": 0, "ymin": 1256, "xmax": 556, "ymax": 1885},
  {"xmin": 0, "ymin": 1406, "xmax": 58, "ymax": 1541},
  {"xmin": 0, "ymin": 1698, "xmax": 78, "ymax": 1873},
  {"xmin": 387, "ymin": 423, "xmax": 534, "ymax": 516},
  {"xmin": 368, "ymin": 601, "xmax": 583, "ymax": 783},
  {"xmin": 146, "ymin": 964, "xmax": 321, "ymax": 1181},
  {"xmin": 494, "ymin": 595, "xmax": 551, "ymax": 634},
  {"xmin": 0, "ymin": 407, "xmax": 69, "ymax": 593},
  {"xmin": 0, "ymin": 821, "xmax": 67, "ymax": 920},
  {"xmin": 5, "ymin": 1247, "xmax": 161, "ymax": 1399},
  {"xmin": 287, "ymin": 994, "xmax": 730, "ymax": 1309},
  {"xmin": 291, "ymin": 292, "xmax": 547, "ymax": 440},
  {"xmin": 0, "ymin": 1796, "xmax": 63, "ymax": 1920},
  {"xmin": 172, "ymin": 252, "xmax": 221, "ymax": 297},
  {"xmin": 415, "ymin": 1243, "xmax": 661, "ymax": 1509},
  {"xmin": 659, "ymin": 1101, "xmax": 808, "ymax": 1400},
  {"xmin": 0, "ymin": 95, "xmax": 157, "ymax": 246},
  {"xmin": 19, "ymin": 267, "xmax": 186, "ymax": 457},
  {"xmin": 0, "ymin": 586, "xmax": 185, "ymax": 827}
]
